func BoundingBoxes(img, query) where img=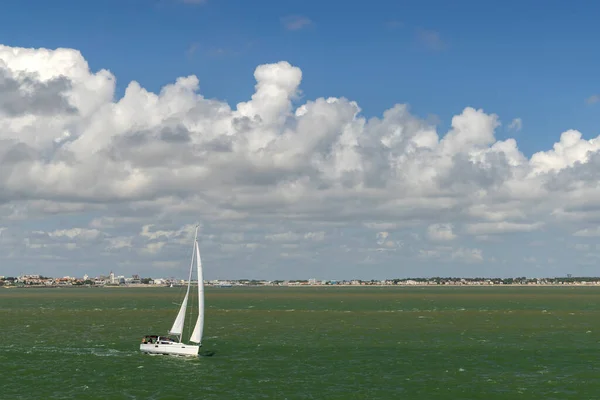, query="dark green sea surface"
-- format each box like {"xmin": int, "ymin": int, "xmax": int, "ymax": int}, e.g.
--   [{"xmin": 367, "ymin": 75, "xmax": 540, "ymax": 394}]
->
[{"xmin": 1, "ymin": 286, "xmax": 600, "ymax": 399}]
